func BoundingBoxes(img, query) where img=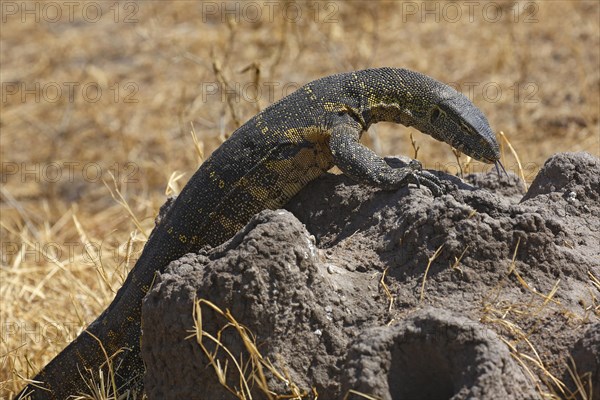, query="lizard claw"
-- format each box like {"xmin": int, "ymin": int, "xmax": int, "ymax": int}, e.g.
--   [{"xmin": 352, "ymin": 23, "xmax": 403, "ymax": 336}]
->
[
  {"xmin": 408, "ymin": 159, "xmax": 423, "ymax": 171},
  {"xmin": 415, "ymin": 170, "xmax": 444, "ymax": 196},
  {"xmin": 413, "ymin": 174, "xmax": 421, "ymax": 189},
  {"xmin": 405, "ymin": 160, "xmax": 444, "ymax": 196},
  {"xmin": 385, "ymin": 160, "xmax": 445, "ymax": 196}
]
